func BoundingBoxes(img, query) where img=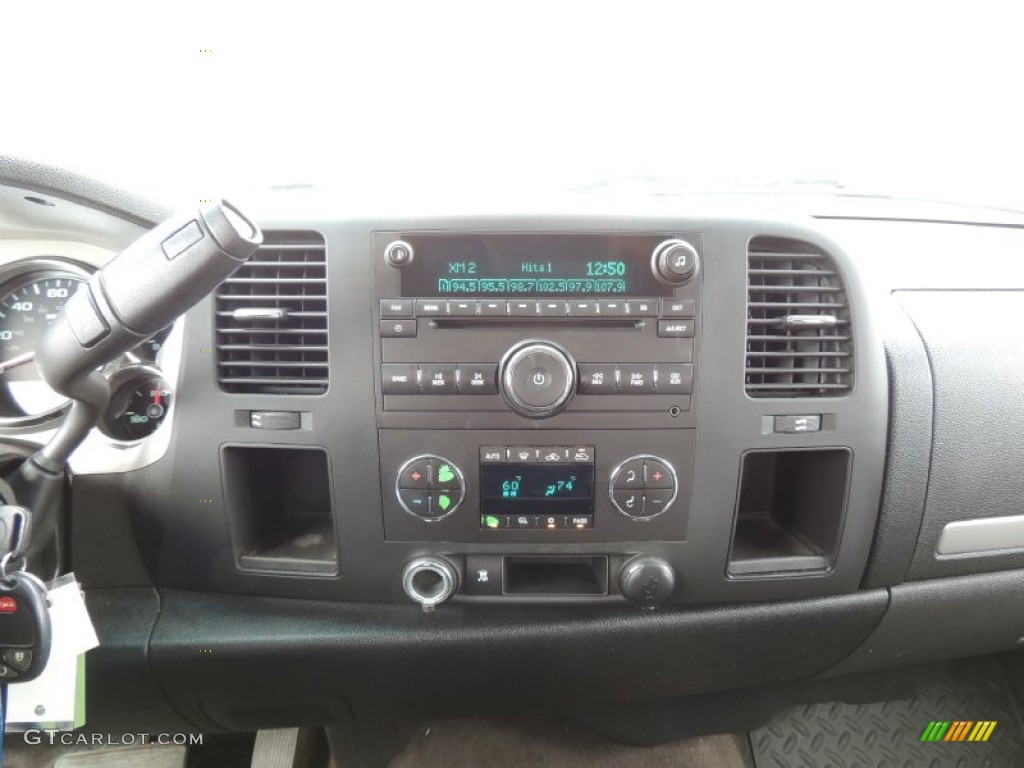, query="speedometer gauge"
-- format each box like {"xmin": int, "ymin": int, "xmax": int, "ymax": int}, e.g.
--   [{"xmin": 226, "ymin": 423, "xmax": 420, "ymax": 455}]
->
[{"xmin": 0, "ymin": 269, "xmax": 87, "ymax": 424}]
